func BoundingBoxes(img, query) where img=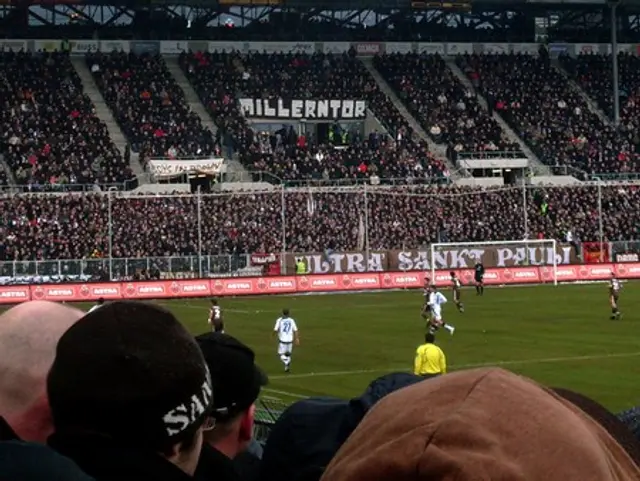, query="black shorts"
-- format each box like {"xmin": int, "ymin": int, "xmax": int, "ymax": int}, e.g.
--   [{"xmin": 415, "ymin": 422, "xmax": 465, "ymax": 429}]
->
[
  {"xmin": 475, "ymin": 276, "xmax": 483, "ymax": 283},
  {"xmin": 453, "ymin": 289, "xmax": 461, "ymax": 301},
  {"xmin": 213, "ymin": 321, "xmax": 224, "ymax": 332},
  {"xmin": 611, "ymin": 292, "xmax": 620, "ymax": 302}
]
